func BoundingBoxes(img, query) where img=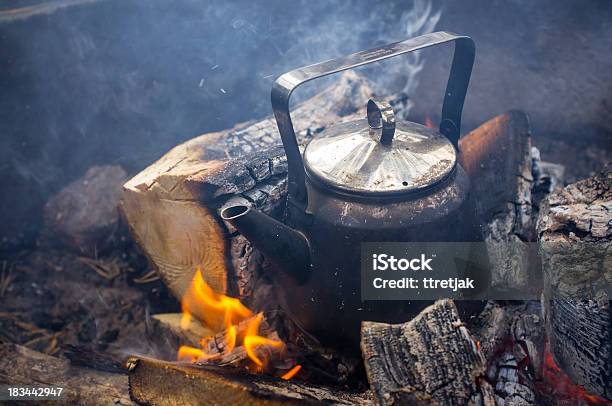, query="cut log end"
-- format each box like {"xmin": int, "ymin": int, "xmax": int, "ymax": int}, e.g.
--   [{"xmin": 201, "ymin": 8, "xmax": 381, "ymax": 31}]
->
[{"xmin": 360, "ymin": 299, "xmax": 491, "ymax": 406}]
